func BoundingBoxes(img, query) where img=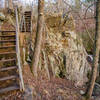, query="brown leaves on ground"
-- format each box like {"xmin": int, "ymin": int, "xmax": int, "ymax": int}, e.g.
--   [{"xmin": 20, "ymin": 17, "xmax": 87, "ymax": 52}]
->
[
  {"xmin": 4, "ymin": 65, "xmax": 84, "ymax": 100},
  {"xmin": 1, "ymin": 65, "xmax": 86, "ymax": 100}
]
